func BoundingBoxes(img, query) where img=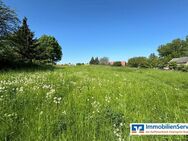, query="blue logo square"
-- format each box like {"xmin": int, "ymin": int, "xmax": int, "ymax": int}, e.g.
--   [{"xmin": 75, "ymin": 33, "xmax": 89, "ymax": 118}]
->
[{"xmin": 131, "ymin": 124, "xmax": 145, "ymax": 133}]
